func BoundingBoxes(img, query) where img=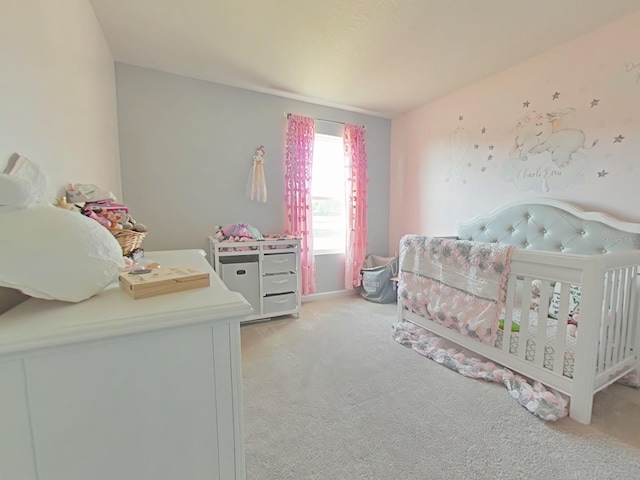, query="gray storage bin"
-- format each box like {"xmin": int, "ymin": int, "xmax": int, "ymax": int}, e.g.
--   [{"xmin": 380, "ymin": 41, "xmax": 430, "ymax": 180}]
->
[
  {"xmin": 220, "ymin": 257, "xmax": 260, "ymax": 313},
  {"xmin": 360, "ymin": 254, "xmax": 398, "ymax": 304},
  {"xmin": 262, "ymin": 272, "xmax": 298, "ymax": 295},
  {"xmin": 263, "ymin": 252, "xmax": 296, "ymax": 274},
  {"xmin": 263, "ymin": 293, "xmax": 298, "ymax": 315}
]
